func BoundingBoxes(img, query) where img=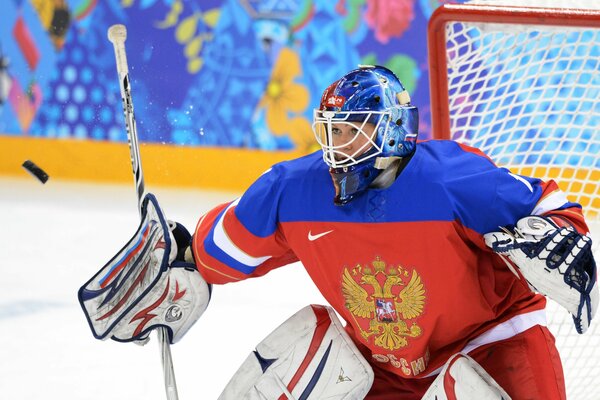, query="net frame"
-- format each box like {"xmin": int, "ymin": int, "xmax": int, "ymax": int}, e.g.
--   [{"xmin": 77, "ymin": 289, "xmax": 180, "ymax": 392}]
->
[
  {"xmin": 428, "ymin": 4, "xmax": 600, "ymax": 399},
  {"xmin": 429, "ymin": 4, "xmax": 600, "ymax": 135}
]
